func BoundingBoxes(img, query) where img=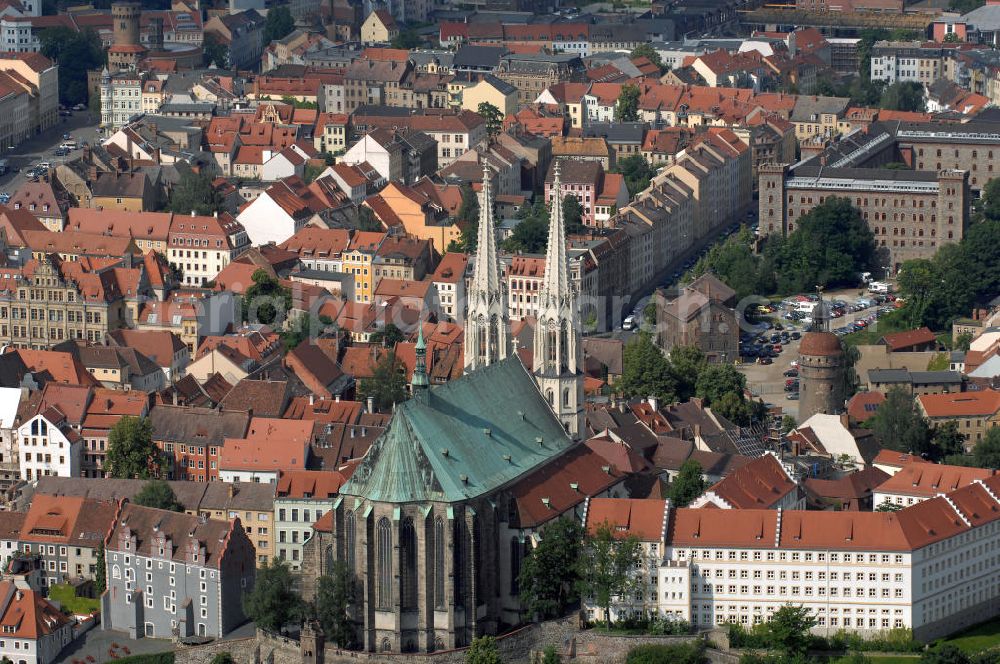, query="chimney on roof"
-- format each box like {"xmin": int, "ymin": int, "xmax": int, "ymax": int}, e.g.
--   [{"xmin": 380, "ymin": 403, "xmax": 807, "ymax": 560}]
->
[
  {"xmin": 366, "ymin": 395, "xmax": 374, "ymax": 413},
  {"xmin": 309, "ymin": 394, "xmax": 314, "ymax": 406}
]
